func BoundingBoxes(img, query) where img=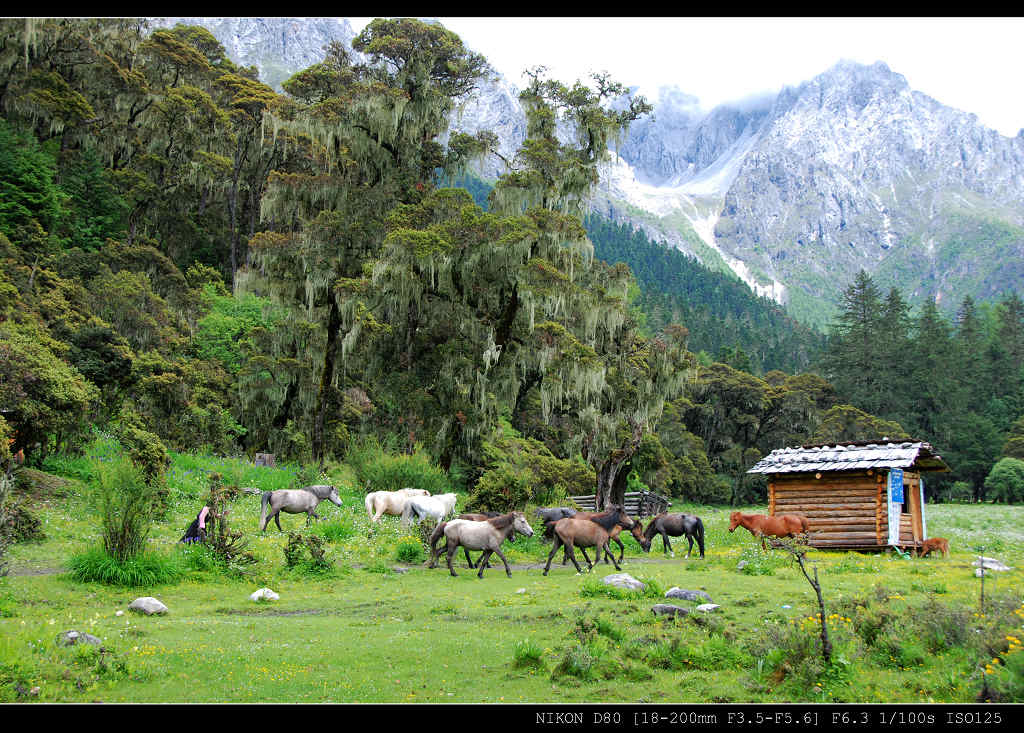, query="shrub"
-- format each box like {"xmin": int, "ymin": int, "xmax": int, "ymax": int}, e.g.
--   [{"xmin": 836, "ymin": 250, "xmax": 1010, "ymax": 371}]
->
[
  {"xmin": 986, "ymin": 641, "xmax": 1024, "ymax": 702},
  {"xmin": 3, "ymin": 502, "xmax": 44, "ymax": 543},
  {"xmin": 737, "ymin": 546, "xmax": 788, "ymax": 576},
  {"xmin": 283, "ymin": 531, "xmax": 333, "ymax": 576},
  {"xmin": 346, "ymin": 438, "xmax": 449, "ymax": 494},
  {"xmin": 91, "ymin": 457, "xmax": 159, "ymax": 562},
  {"xmin": 68, "ymin": 547, "xmax": 185, "ymax": 586},
  {"xmin": 464, "ymin": 465, "xmax": 530, "ymax": 513},
  {"xmin": 984, "ymin": 457, "xmax": 1024, "ymax": 503},
  {"xmin": 551, "ymin": 643, "xmax": 597, "ymax": 681},
  {"xmin": 394, "ymin": 536, "xmax": 425, "ymax": 564}
]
